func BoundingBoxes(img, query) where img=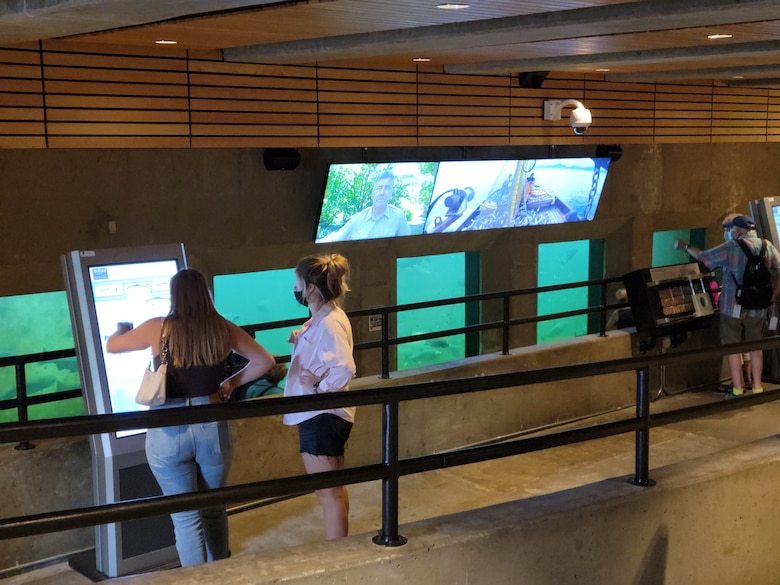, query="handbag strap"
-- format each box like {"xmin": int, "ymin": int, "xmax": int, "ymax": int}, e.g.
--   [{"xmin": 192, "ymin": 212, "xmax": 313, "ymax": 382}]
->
[{"xmin": 160, "ymin": 319, "xmax": 170, "ymax": 366}]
